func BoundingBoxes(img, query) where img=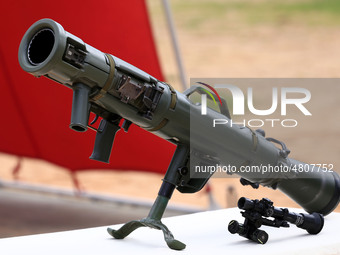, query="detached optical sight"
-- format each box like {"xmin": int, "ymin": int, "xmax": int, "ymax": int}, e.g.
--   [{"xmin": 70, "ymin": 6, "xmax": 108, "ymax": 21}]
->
[{"xmin": 229, "ymin": 197, "xmax": 324, "ymax": 244}]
